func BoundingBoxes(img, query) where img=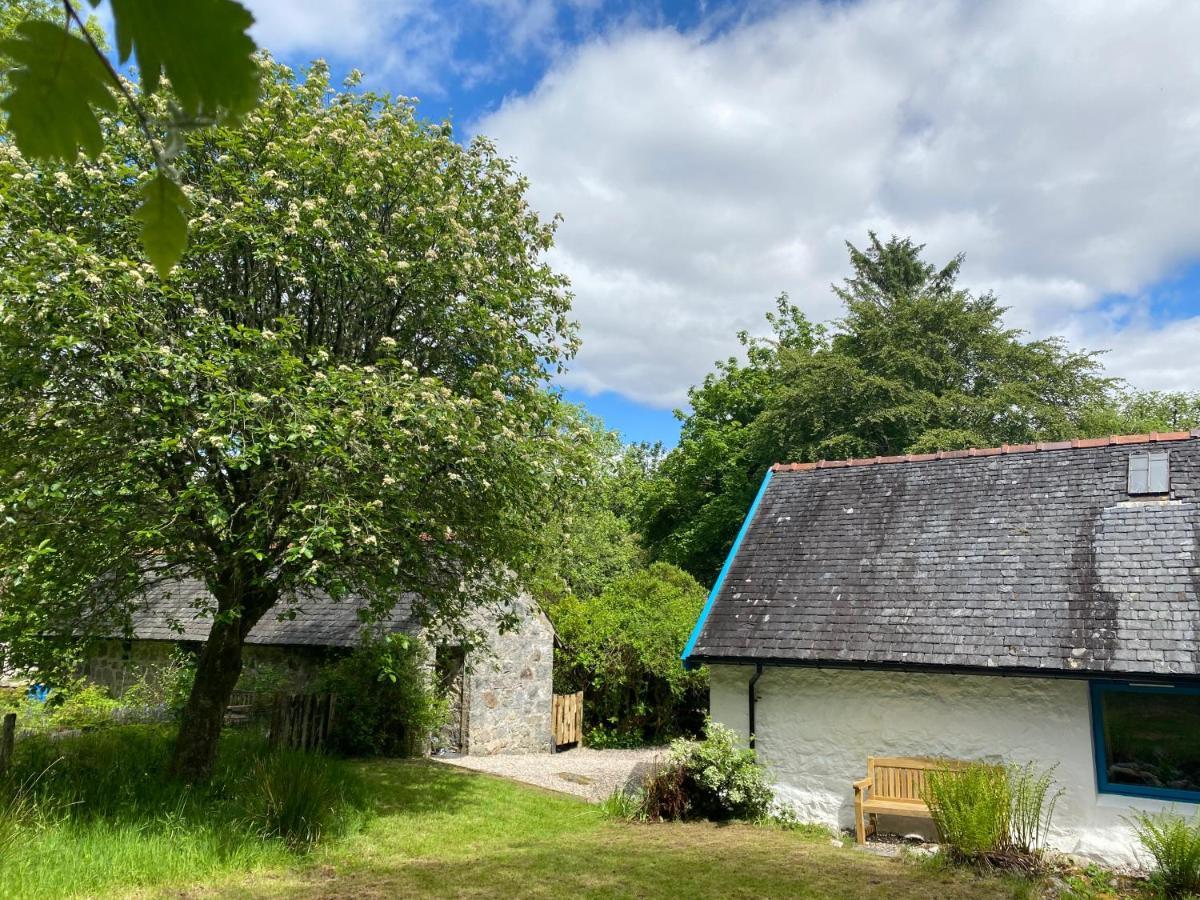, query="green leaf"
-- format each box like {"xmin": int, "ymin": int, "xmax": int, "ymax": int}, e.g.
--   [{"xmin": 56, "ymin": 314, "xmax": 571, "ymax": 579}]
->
[
  {"xmin": 0, "ymin": 20, "xmax": 117, "ymax": 161},
  {"xmin": 133, "ymin": 173, "xmax": 190, "ymax": 277},
  {"xmin": 101, "ymin": 0, "xmax": 260, "ymax": 121}
]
